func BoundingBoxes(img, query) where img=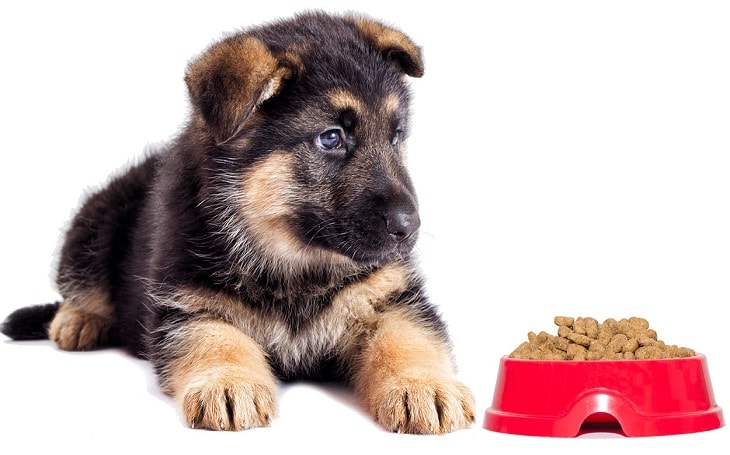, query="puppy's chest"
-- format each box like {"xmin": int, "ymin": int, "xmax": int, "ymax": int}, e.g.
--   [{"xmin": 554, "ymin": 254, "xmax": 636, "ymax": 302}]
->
[
  {"xmin": 231, "ymin": 287, "xmax": 381, "ymax": 374},
  {"xmin": 169, "ymin": 263, "xmax": 409, "ymax": 374}
]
